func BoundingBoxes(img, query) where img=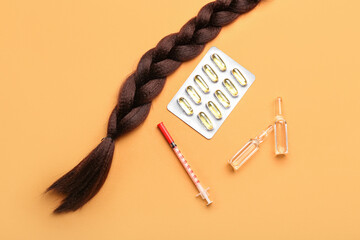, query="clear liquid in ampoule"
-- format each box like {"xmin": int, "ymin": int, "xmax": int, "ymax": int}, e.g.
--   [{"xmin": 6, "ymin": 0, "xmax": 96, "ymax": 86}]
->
[
  {"xmin": 274, "ymin": 97, "xmax": 288, "ymax": 155},
  {"xmin": 229, "ymin": 139, "xmax": 259, "ymax": 170},
  {"xmin": 229, "ymin": 125, "xmax": 273, "ymax": 170}
]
